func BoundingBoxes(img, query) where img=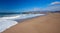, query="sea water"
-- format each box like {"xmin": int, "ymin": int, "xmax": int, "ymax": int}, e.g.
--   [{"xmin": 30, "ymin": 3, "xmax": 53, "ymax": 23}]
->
[
  {"xmin": 0, "ymin": 13, "xmax": 45, "ymax": 32},
  {"xmin": 0, "ymin": 14, "xmax": 45, "ymax": 20}
]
